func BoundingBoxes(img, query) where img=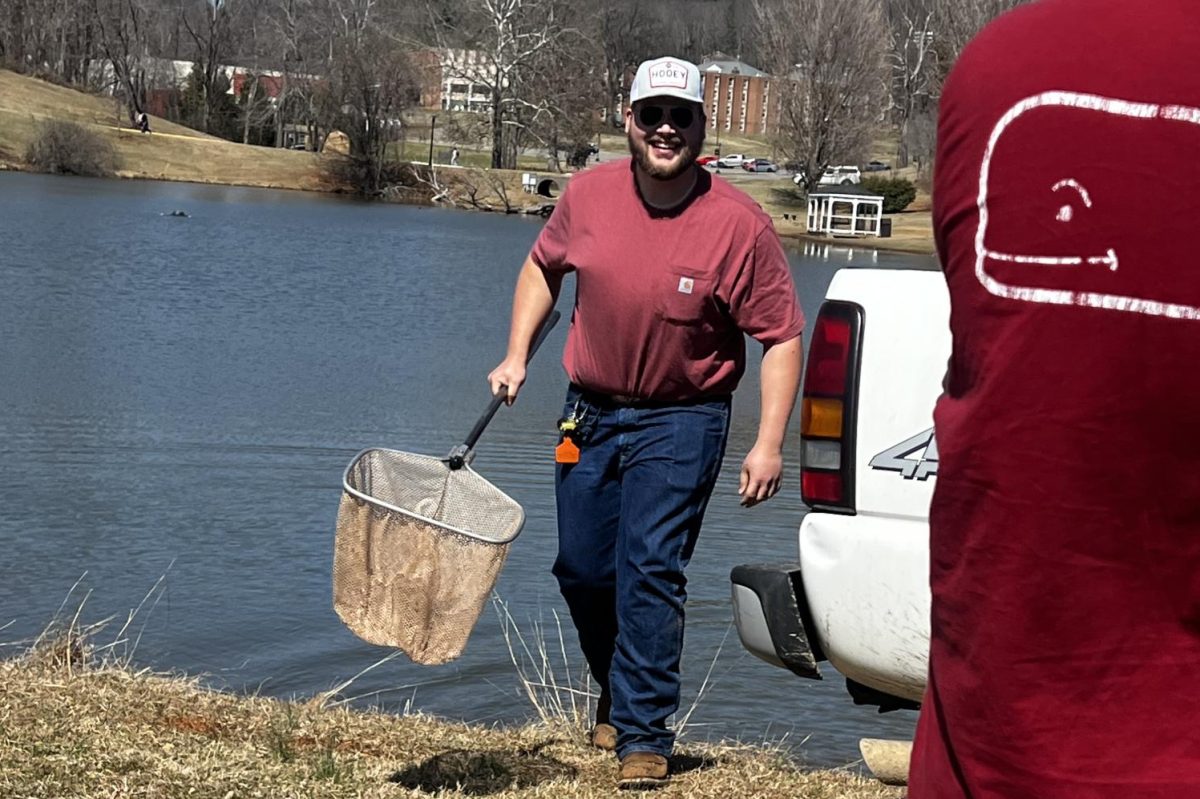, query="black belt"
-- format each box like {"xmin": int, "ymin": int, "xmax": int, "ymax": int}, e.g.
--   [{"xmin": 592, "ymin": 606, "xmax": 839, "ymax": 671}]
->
[{"xmin": 573, "ymin": 384, "xmax": 730, "ymax": 410}]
